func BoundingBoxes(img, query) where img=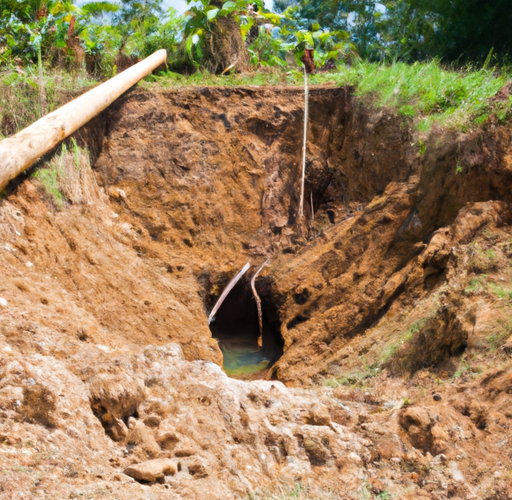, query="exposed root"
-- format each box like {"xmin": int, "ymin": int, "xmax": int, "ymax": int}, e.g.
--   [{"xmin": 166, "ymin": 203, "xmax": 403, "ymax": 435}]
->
[{"xmin": 251, "ymin": 259, "xmax": 269, "ymax": 340}]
